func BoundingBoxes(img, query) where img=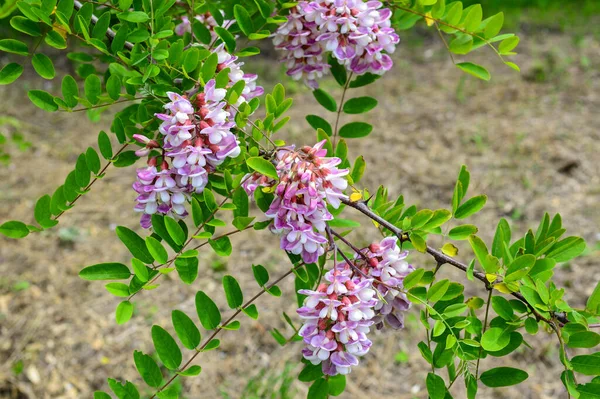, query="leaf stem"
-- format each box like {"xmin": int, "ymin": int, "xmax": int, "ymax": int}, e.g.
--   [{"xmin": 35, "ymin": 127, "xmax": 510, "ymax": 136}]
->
[{"xmin": 148, "ymin": 263, "xmax": 303, "ymax": 399}]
